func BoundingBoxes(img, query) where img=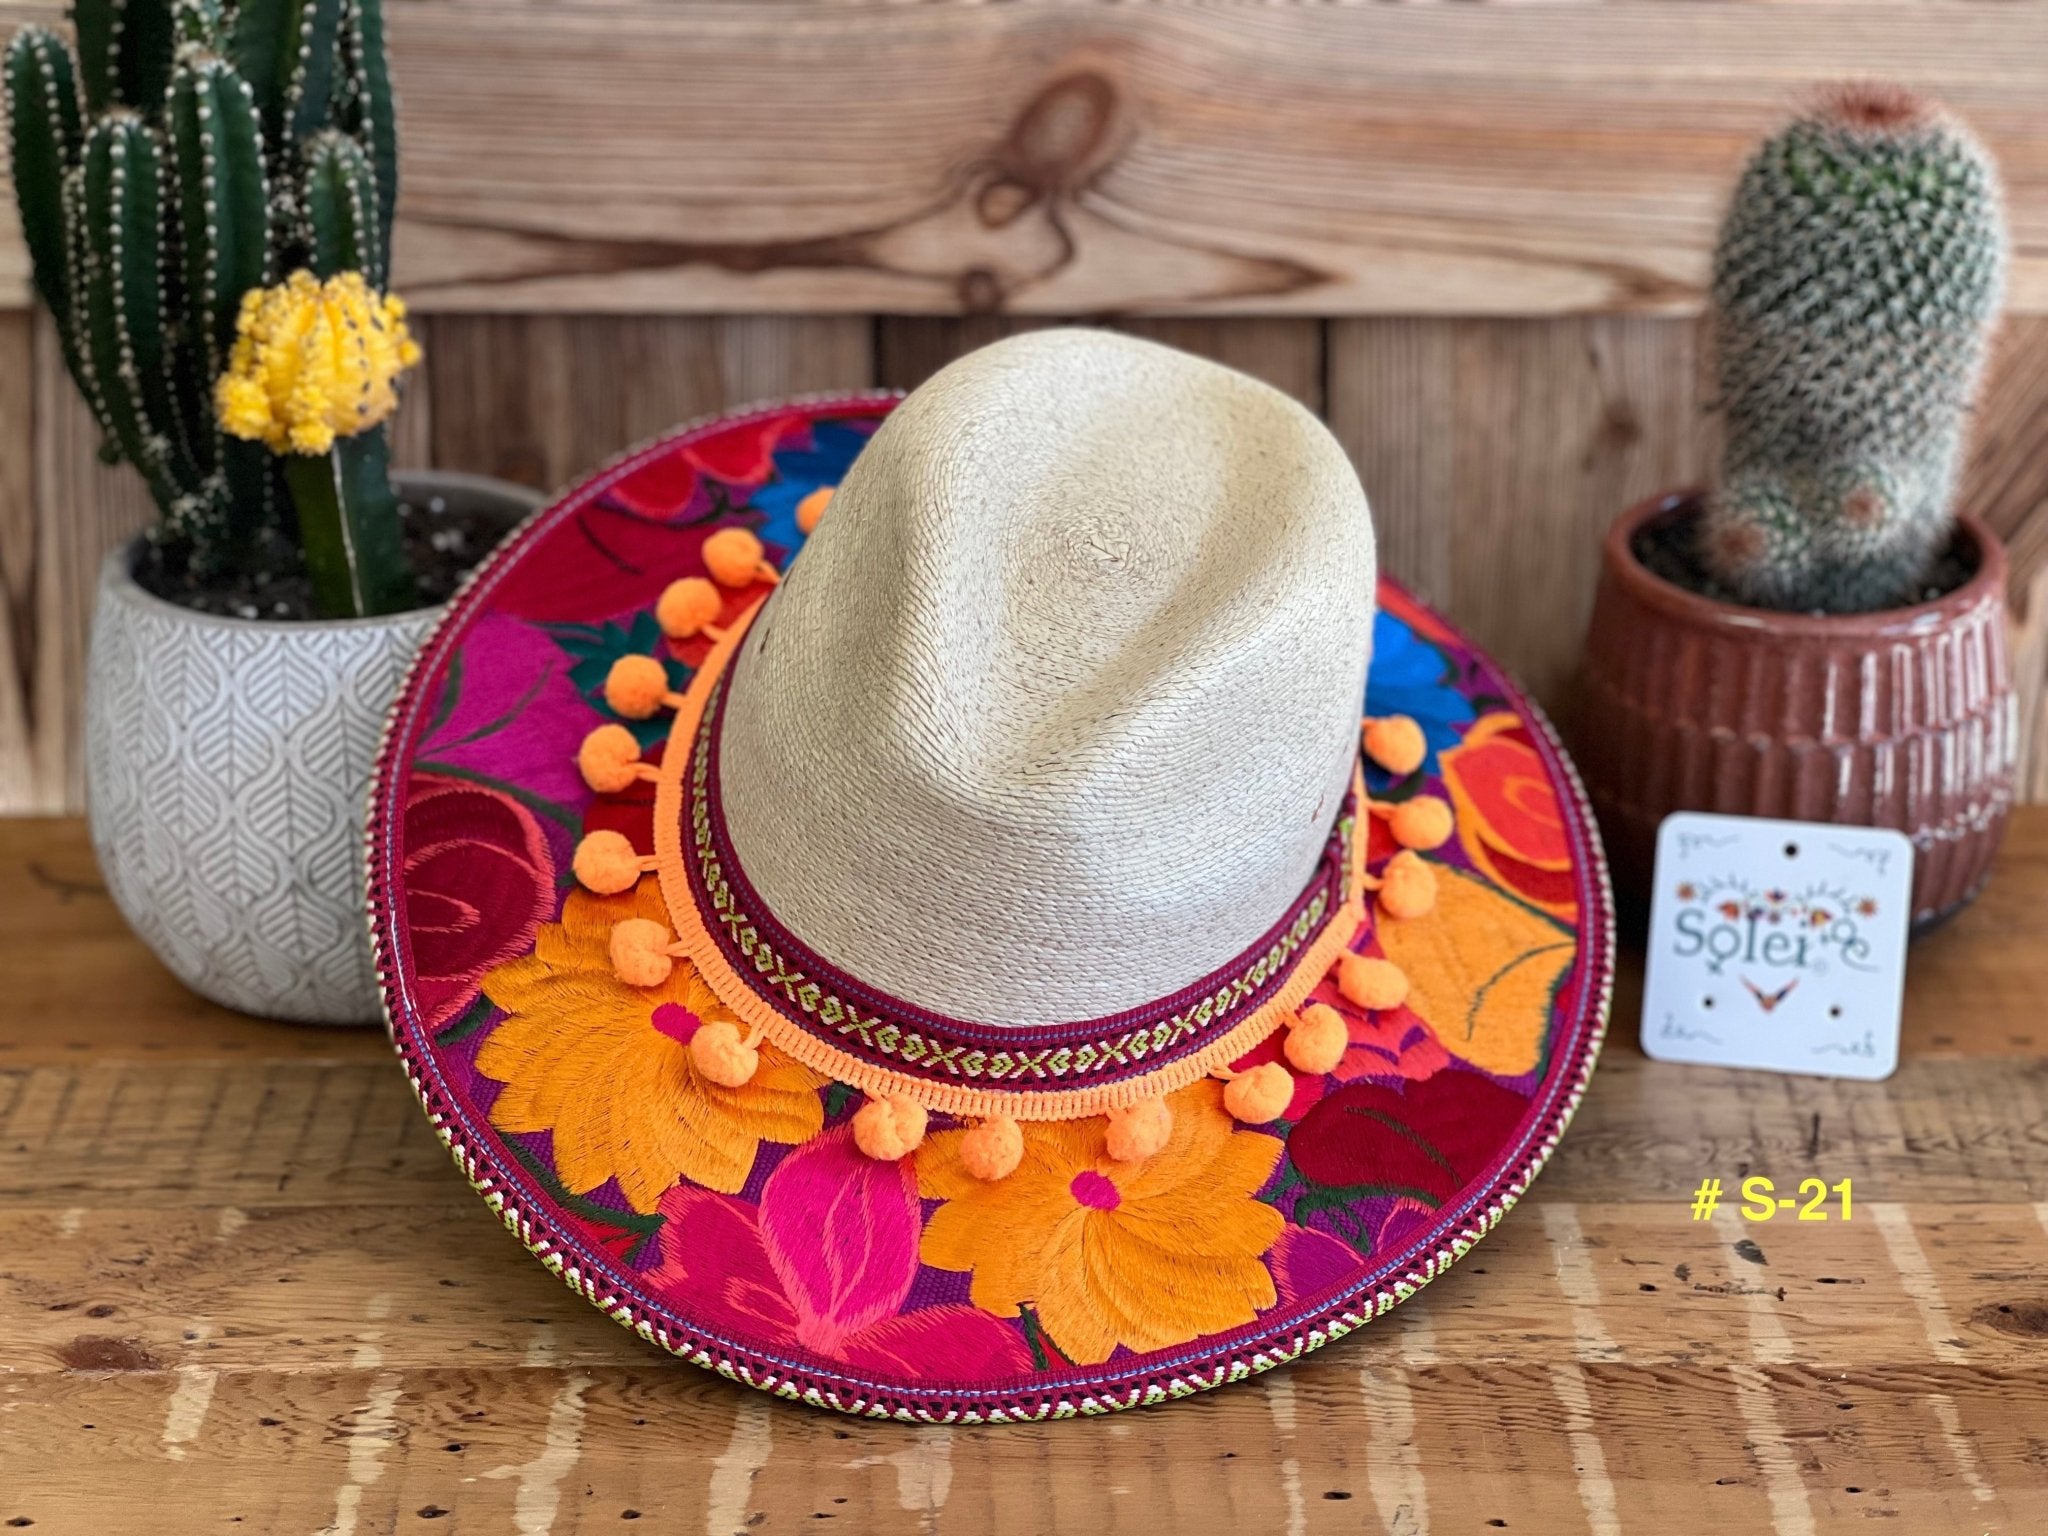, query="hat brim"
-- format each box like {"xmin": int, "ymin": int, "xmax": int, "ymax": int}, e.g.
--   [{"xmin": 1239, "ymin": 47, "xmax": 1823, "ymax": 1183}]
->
[{"xmin": 367, "ymin": 395, "xmax": 1614, "ymax": 1421}]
